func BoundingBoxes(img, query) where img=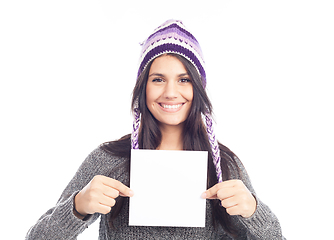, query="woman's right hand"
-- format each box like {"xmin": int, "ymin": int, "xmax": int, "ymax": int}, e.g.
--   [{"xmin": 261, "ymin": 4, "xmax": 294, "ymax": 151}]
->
[{"xmin": 74, "ymin": 175, "xmax": 134, "ymax": 218}]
